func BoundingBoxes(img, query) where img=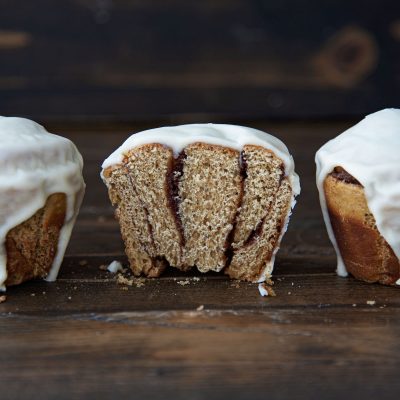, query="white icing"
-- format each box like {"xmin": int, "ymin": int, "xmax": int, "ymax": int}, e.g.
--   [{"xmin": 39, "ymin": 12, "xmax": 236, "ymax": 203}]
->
[
  {"xmin": 258, "ymin": 283, "xmax": 268, "ymax": 297},
  {"xmin": 0, "ymin": 116, "xmax": 85, "ymax": 289},
  {"xmin": 316, "ymin": 109, "xmax": 400, "ymax": 277},
  {"xmin": 396, "ymin": 279, "xmax": 400, "ymax": 286},
  {"xmin": 107, "ymin": 260, "xmax": 123, "ymax": 273},
  {"xmin": 102, "ymin": 123, "xmax": 300, "ymax": 281}
]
